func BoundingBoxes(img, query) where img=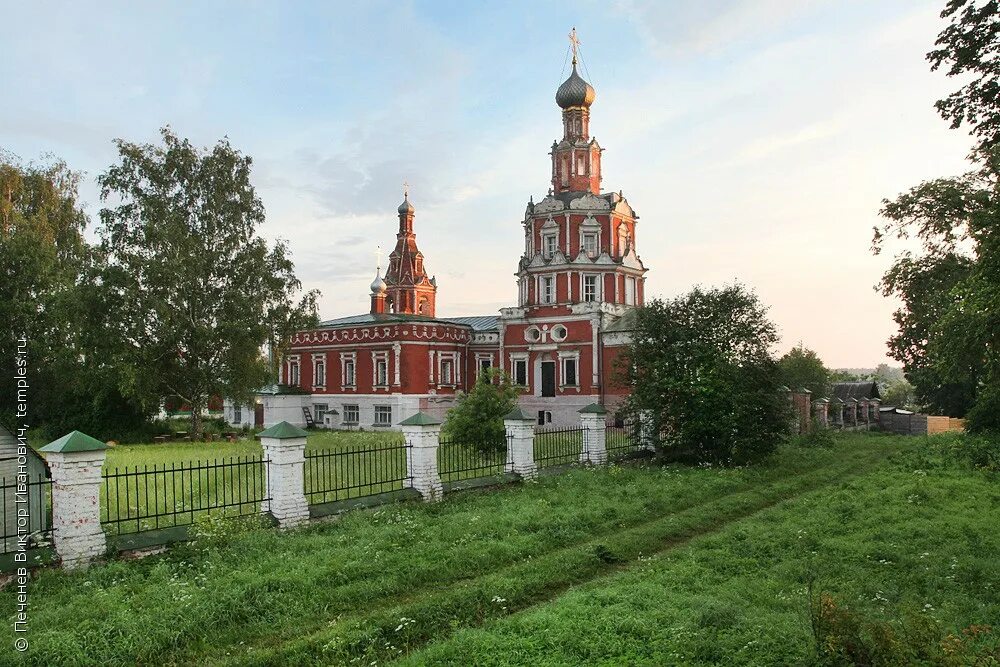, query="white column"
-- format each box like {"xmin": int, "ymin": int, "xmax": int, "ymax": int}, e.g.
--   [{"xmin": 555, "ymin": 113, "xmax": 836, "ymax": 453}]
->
[
  {"xmin": 504, "ymin": 408, "xmax": 537, "ymax": 480},
  {"xmin": 259, "ymin": 422, "xmax": 310, "ymax": 528},
  {"xmin": 579, "ymin": 405, "xmax": 607, "ymax": 464},
  {"xmin": 393, "ymin": 342, "xmax": 401, "ymax": 387},
  {"xmin": 40, "ymin": 432, "xmax": 108, "ymax": 570},
  {"xmin": 400, "ymin": 413, "xmax": 443, "ymax": 501}
]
